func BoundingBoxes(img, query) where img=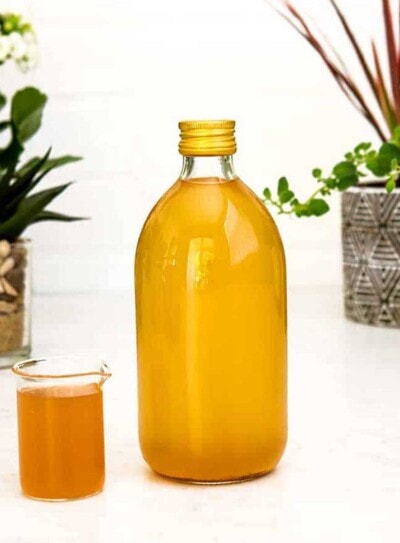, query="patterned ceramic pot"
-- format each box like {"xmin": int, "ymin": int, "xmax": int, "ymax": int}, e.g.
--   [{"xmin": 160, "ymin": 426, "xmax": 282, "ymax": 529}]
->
[{"xmin": 342, "ymin": 186, "xmax": 400, "ymax": 327}]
